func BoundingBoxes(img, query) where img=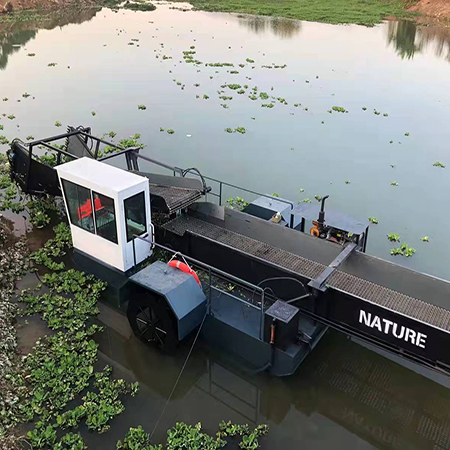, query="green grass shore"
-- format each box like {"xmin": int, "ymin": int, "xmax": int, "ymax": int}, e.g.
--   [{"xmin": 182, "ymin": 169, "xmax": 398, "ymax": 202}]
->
[{"xmin": 189, "ymin": 0, "xmax": 417, "ymax": 26}]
